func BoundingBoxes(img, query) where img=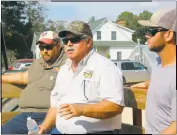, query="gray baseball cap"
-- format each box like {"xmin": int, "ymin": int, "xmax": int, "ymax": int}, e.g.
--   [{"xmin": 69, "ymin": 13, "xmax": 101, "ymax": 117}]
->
[
  {"xmin": 58, "ymin": 21, "xmax": 93, "ymax": 38},
  {"xmin": 138, "ymin": 8, "xmax": 176, "ymax": 32}
]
